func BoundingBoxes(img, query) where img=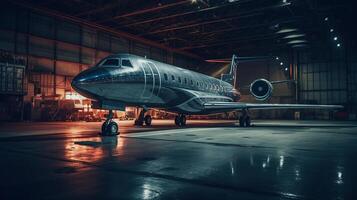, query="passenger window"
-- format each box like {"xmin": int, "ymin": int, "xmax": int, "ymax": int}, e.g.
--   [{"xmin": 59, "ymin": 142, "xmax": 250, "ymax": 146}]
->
[
  {"xmin": 101, "ymin": 59, "xmax": 119, "ymax": 67},
  {"xmin": 178, "ymin": 77, "xmax": 181, "ymax": 83},
  {"xmin": 164, "ymin": 73, "xmax": 168, "ymax": 81},
  {"xmin": 171, "ymin": 75, "xmax": 175, "ymax": 81},
  {"xmin": 121, "ymin": 59, "xmax": 133, "ymax": 67},
  {"xmin": 191, "ymin": 80, "xmax": 193, "ymax": 85},
  {"xmin": 184, "ymin": 78, "xmax": 187, "ymax": 84}
]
